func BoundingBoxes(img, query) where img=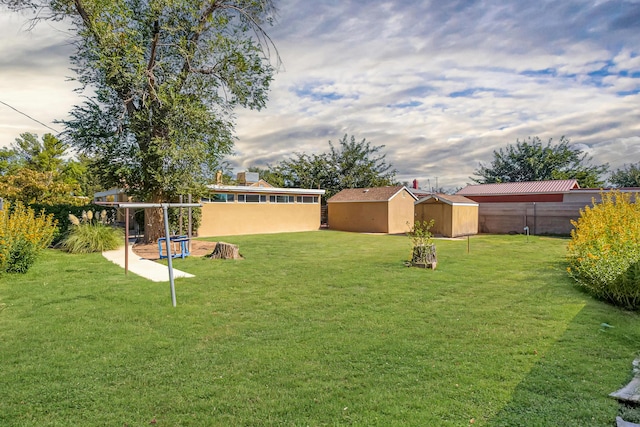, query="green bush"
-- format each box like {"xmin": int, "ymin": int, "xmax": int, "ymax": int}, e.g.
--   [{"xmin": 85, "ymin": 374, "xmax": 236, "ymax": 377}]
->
[
  {"xmin": 60, "ymin": 209, "xmax": 123, "ymax": 253},
  {"xmin": 30, "ymin": 203, "xmax": 118, "ymax": 245},
  {"xmin": 567, "ymin": 191, "xmax": 640, "ymax": 309},
  {"xmin": 5, "ymin": 239, "xmax": 38, "ymax": 273},
  {"xmin": 0, "ymin": 201, "xmax": 57, "ymax": 274}
]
